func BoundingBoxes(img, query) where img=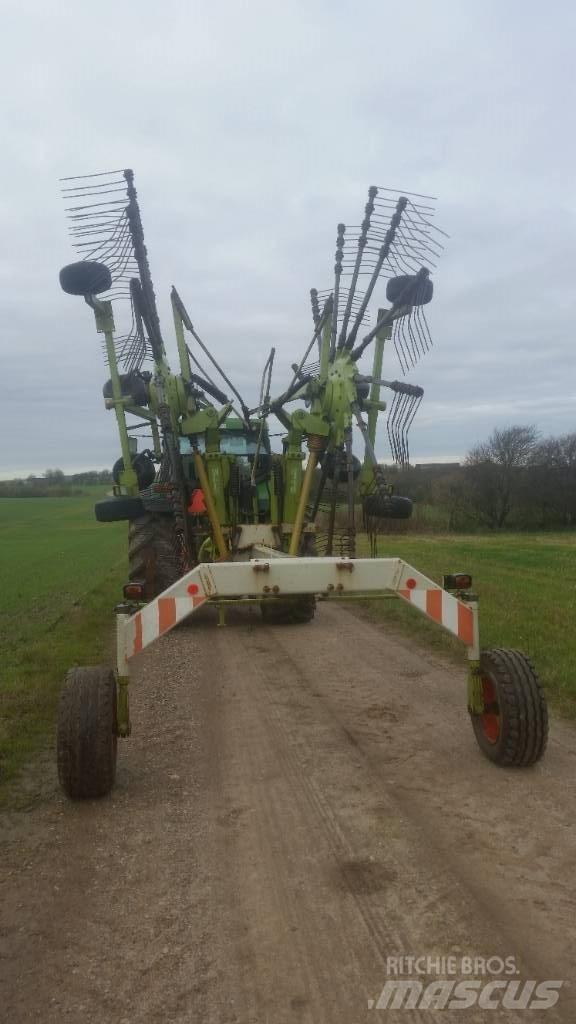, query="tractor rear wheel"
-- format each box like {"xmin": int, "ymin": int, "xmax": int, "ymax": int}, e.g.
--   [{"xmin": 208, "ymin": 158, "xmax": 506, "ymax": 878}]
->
[
  {"xmin": 470, "ymin": 649, "xmax": 548, "ymax": 767},
  {"xmin": 128, "ymin": 513, "xmax": 182, "ymax": 599},
  {"xmin": 260, "ymin": 595, "xmax": 316, "ymax": 624},
  {"xmin": 57, "ymin": 667, "xmax": 118, "ymax": 799}
]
